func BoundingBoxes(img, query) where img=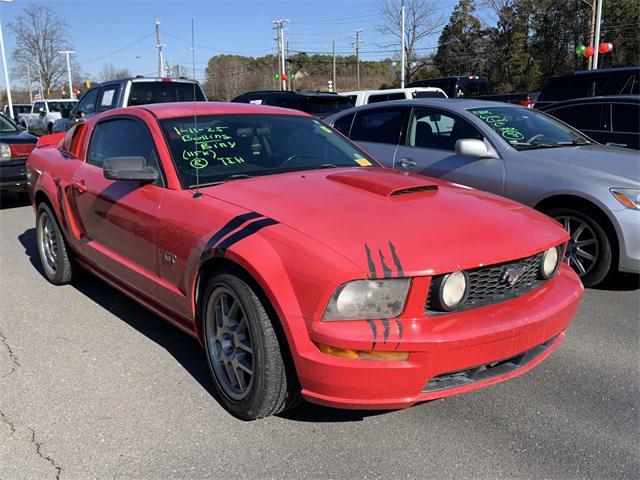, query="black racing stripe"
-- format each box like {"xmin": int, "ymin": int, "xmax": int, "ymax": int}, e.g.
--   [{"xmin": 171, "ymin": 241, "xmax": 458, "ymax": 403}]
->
[
  {"xmin": 378, "ymin": 249, "xmax": 392, "ymax": 278},
  {"xmin": 381, "ymin": 318, "xmax": 390, "ymax": 343},
  {"xmin": 217, "ymin": 217, "xmax": 279, "ymax": 250},
  {"xmin": 394, "ymin": 318, "xmax": 403, "ymax": 351},
  {"xmin": 204, "ymin": 211, "xmax": 263, "ymax": 251},
  {"xmin": 389, "ymin": 241, "xmax": 404, "ymax": 277},
  {"xmin": 366, "ymin": 319, "xmax": 377, "ymax": 350},
  {"xmin": 364, "ymin": 243, "xmax": 377, "ymax": 279}
]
